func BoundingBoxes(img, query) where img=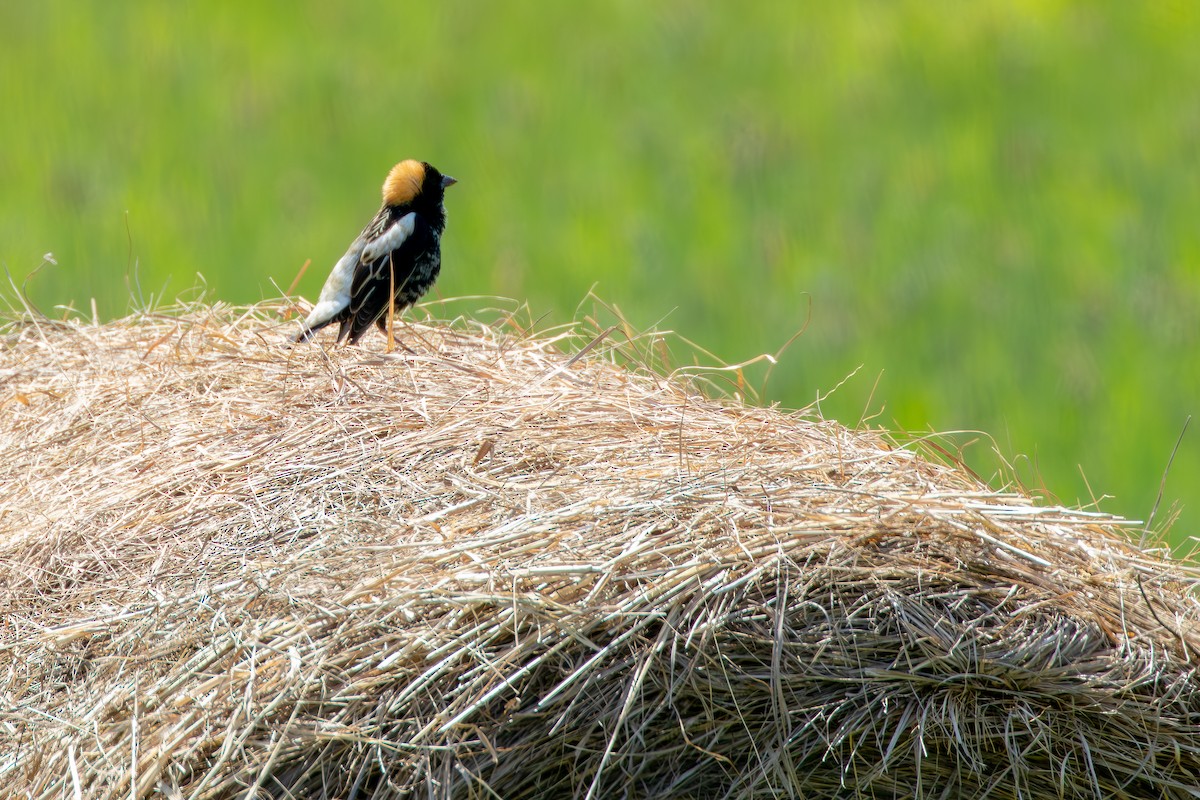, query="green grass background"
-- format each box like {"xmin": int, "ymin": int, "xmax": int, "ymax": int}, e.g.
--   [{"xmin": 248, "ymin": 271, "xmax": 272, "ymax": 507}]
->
[{"xmin": 2, "ymin": 2, "xmax": 1197, "ymax": 547}]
